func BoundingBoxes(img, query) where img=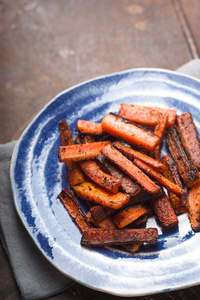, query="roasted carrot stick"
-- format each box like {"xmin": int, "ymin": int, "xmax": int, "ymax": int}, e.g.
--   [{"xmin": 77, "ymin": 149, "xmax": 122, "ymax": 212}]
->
[
  {"xmin": 113, "ymin": 204, "xmax": 149, "ymax": 229},
  {"xmin": 87, "ymin": 205, "xmax": 114, "ymax": 222},
  {"xmin": 81, "ymin": 228, "xmax": 158, "ymax": 246},
  {"xmin": 73, "ymin": 182, "xmax": 130, "ymax": 209},
  {"xmin": 97, "ymin": 154, "xmax": 141, "ymax": 196},
  {"xmin": 87, "ymin": 211, "xmax": 116, "ymax": 229},
  {"xmin": 188, "ymin": 184, "xmax": 200, "ymax": 232},
  {"xmin": 151, "ymin": 113, "xmax": 168, "ymax": 161},
  {"xmin": 113, "ymin": 141, "xmax": 166, "ymax": 172},
  {"xmin": 101, "ymin": 113, "xmax": 160, "ymax": 151},
  {"xmin": 101, "ymin": 143, "xmax": 161, "ymax": 194},
  {"xmin": 76, "ymin": 120, "xmax": 103, "ymax": 135},
  {"xmin": 58, "ymin": 188, "xmax": 91, "ymax": 233},
  {"xmin": 161, "ymin": 154, "xmax": 187, "ymax": 214},
  {"xmin": 125, "ymin": 242, "xmax": 144, "ymax": 254},
  {"xmin": 59, "ymin": 120, "xmax": 85, "ymax": 187},
  {"xmin": 150, "ymin": 194, "xmax": 178, "ymax": 230},
  {"xmin": 76, "ymin": 133, "xmax": 96, "ymax": 144},
  {"xmin": 176, "ymin": 112, "xmax": 200, "ymax": 170},
  {"xmin": 133, "ymin": 158, "xmax": 186, "ymax": 197},
  {"xmin": 79, "ymin": 160, "xmax": 121, "ymax": 193},
  {"xmin": 58, "ymin": 141, "xmax": 111, "ymax": 162},
  {"xmin": 119, "ymin": 104, "xmax": 176, "ymax": 128},
  {"xmin": 167, "ymin": 125, "xmax": 199, "ymax": 188}
]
